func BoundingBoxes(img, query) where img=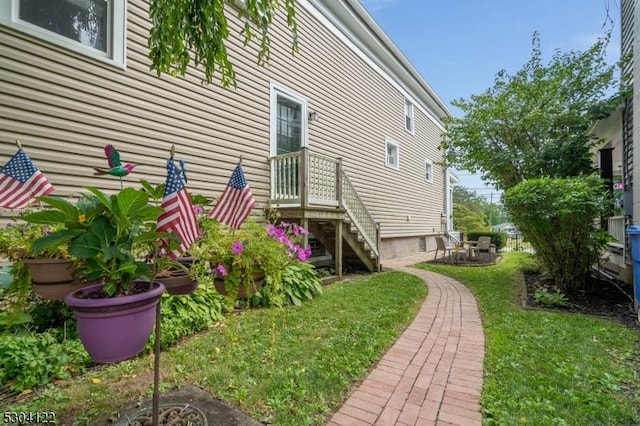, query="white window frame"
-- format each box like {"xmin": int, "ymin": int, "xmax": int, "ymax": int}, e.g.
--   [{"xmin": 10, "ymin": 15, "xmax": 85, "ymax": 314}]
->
[
  {"xmin": 0, "ymin": 0, "xmax": 127, "ymax": 69},
  {"xmin": 404, "ymin": 98, "xmax": 414, "ymax": 134},
  {"xmin": 269, "ymin": 81, "xmax": 309, "ymax": 157},
  {"xmin": 425, "ymin": 160, "xmax": 434, "ymax": 183},
  {"xmin": 385, "ymin": 138, "xmax": 400, "ymax": 170}
]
